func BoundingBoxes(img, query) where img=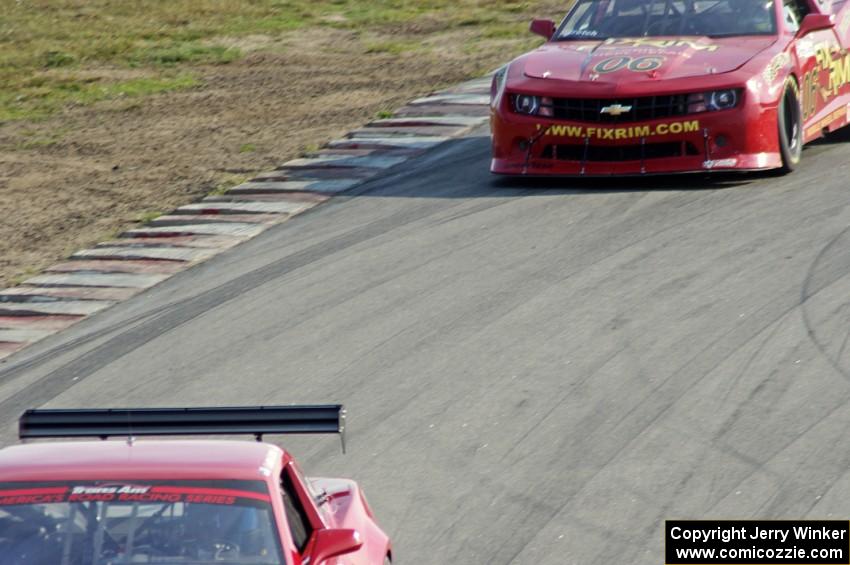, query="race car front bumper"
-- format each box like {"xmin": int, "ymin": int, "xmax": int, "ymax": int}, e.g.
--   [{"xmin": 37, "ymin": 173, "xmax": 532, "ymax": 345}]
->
[{"xmin": 490, "ymin": 104, "xmax": 782, "ymax": 176}]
